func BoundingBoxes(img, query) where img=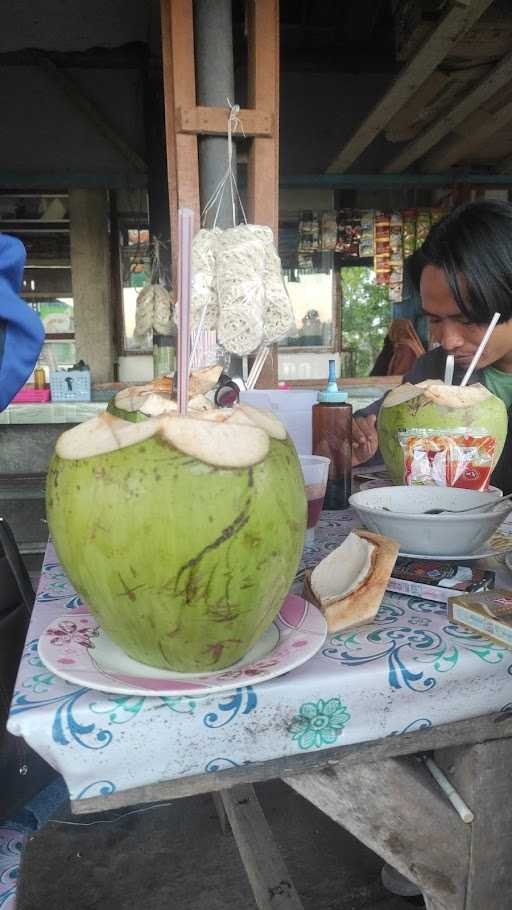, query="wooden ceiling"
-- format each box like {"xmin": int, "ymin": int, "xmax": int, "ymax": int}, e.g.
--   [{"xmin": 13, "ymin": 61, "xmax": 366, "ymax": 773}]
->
[{"xmin": 324, "ymin": 0, "xmax": 512, "ymax": 175}]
